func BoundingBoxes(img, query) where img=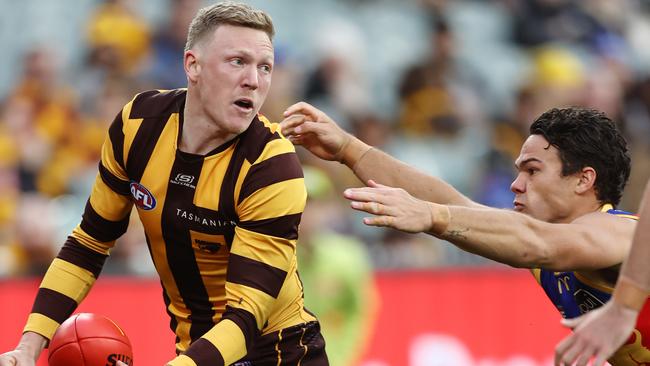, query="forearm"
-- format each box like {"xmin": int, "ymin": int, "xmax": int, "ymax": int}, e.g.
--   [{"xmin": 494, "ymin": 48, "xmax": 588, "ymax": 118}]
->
[
  {"xmin": 15, "ymin": 332, "xmax": 48, "ymax": 360},
  {"xmin": 24, "ymin": 237, "xmax": 106, "ymax": 340},
  {"xmin": 429, "ymin": 204, "xmax": 549, "ymax": 268},
  {"xmin": 614, "ymin": 183, "xmax": 650, "ymax": 311},
  {"xmin": 342, "ymin": 138, "xmax": 478, "ymax": 207}
]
